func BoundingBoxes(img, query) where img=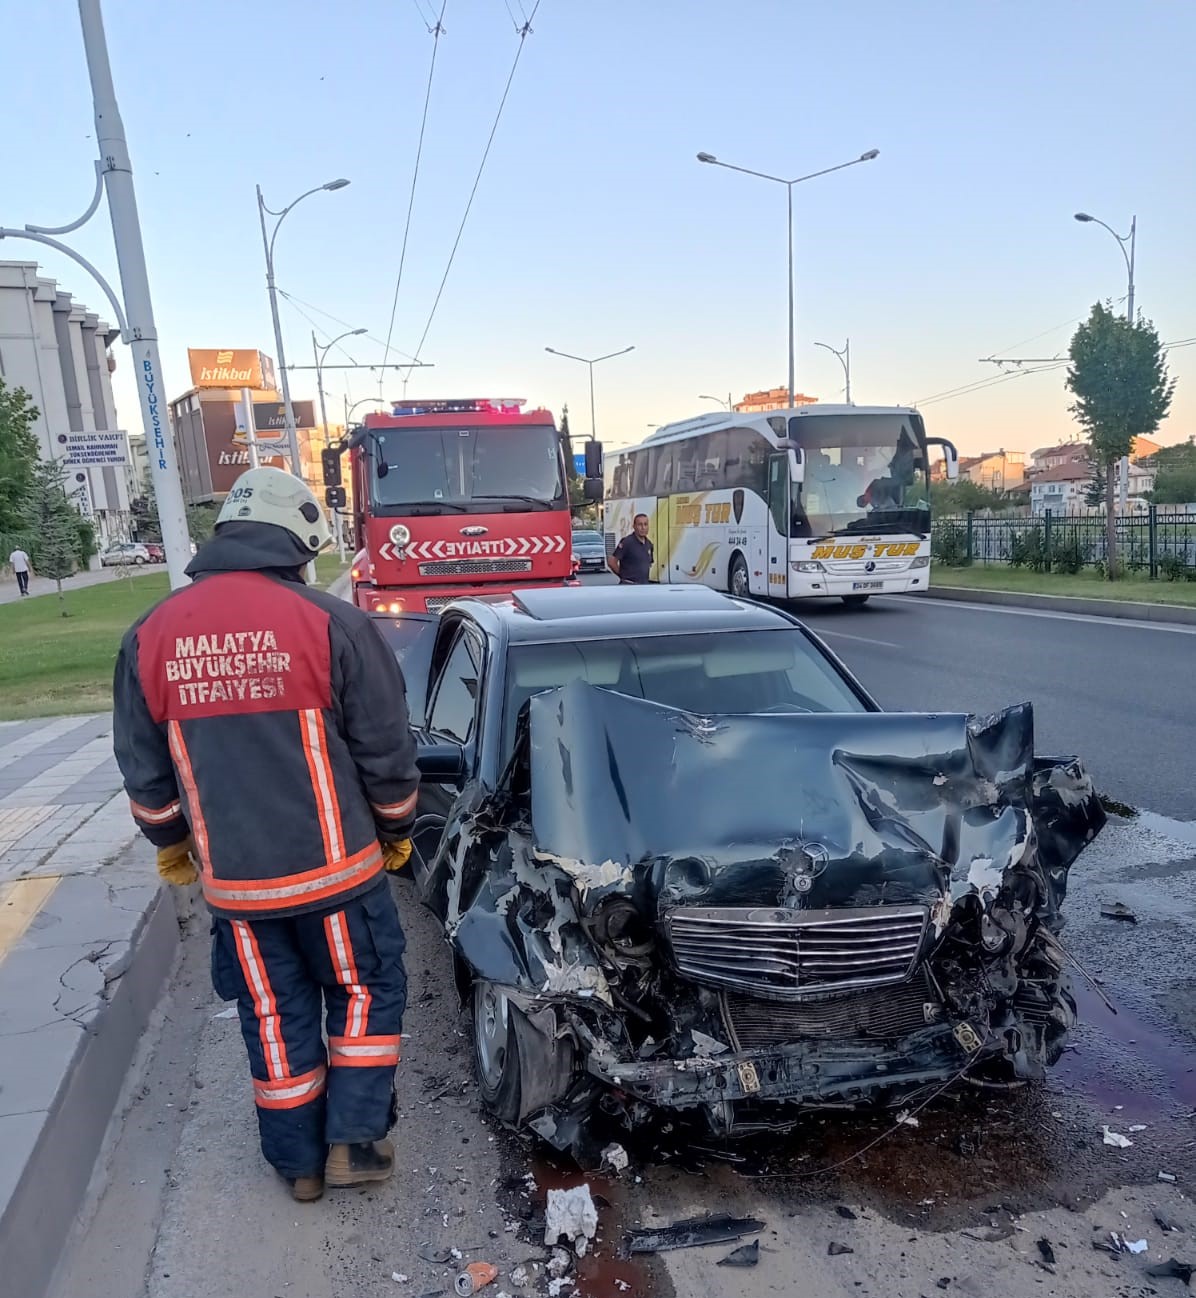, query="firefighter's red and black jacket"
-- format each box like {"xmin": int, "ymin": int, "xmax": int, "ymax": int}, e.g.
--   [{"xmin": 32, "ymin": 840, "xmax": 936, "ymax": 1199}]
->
[{"xmin": 113, "ymin": 523, "xmax": 420, "ymax": 921}]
